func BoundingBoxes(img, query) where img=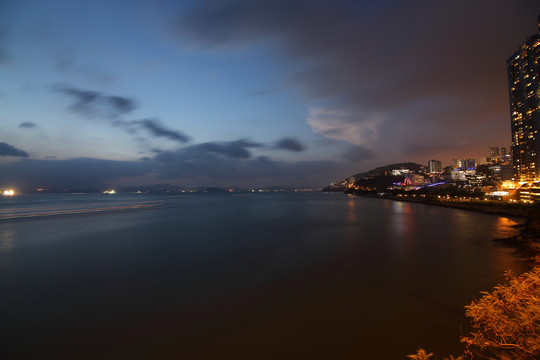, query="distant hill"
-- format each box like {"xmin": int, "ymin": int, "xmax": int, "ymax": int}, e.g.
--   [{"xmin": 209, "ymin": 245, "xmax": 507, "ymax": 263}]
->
[
  {"xmin": 24, "ymin": 183, "xmax": 316, "ymax": 194},
  {"xmin": 323, "ymin": 162, "xmax": 426, "ymax": 192},
  {"xmin": 350, "ymin": 162, "xmax": 425, "ymax": 180},
  {"xmin": 118, "ymin": 184, "xmax": 187, "ymax": 193},
  {"xmin": 114, "ymin": 184, "xmax": 297, "ymax": 193}
]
